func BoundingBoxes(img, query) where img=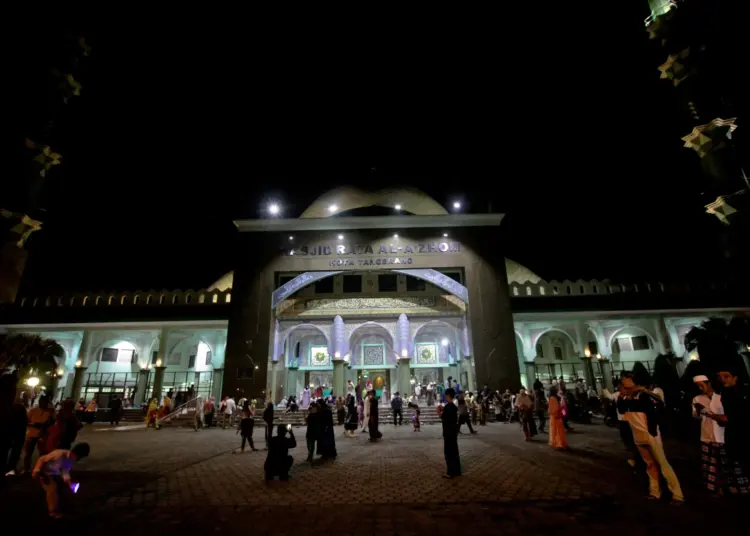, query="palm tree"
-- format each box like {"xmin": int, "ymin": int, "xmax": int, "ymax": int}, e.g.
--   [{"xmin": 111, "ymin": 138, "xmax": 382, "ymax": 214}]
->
[
  {"xmin": 684, "ymin": 316, "xmax": 750, "ymax": 380},
  {"xmin": 0, "ymin": 333, "xmax": 64, "ymax": 408}
]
